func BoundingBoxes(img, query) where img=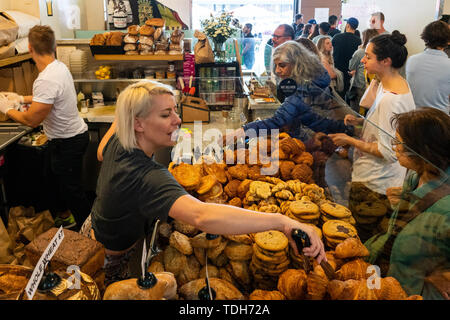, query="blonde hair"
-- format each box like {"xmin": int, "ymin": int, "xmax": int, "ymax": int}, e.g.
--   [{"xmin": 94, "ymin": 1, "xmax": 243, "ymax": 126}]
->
[{"xmin": 115, "ymin": 80, "xmax": 174, "ymax": 152}]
